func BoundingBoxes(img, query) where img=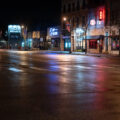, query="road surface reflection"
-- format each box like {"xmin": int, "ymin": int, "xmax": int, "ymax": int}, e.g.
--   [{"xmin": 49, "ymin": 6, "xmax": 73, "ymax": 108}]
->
[{"xmin": 0, "ymin": 51, "xmax": 120, "ymax": 120}]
